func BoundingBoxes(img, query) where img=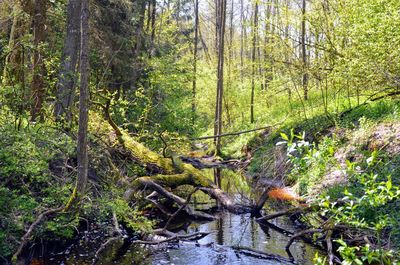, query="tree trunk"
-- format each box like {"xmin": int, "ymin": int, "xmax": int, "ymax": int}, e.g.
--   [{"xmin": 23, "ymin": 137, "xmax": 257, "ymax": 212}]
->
[
  {"xmin": 150, "ymin": 0, "xmax": 156, "ymax": 57},
  {"xmin": 54, "ymin": 0, "xmax": 81, "ymax": 124},
  {"xmin": 131, "ymin": 0, "xmax": 147, "ymax": 89},
  {"xmin": 192, "ymin": 0, "xmax": 199, "ymax": 124},
  {"xmin": 214, "ymin": 0, "xmax": 227, "ymax": 155},
  {"xmin": 2, "ymin": 4, "xmax": 19, "ymax": 82},
  {"xmin": 30, "ymin": 0, "xmax": 47, "ymax": 121},
  {"xmin": 240, "ymin": 0, "xmax": 244, "ymax": 85},
  {"xmin": 76, "ymin": 0, "xmax": 89, "ymax": 197},
  {"xmin": 263, "ymin": 0, "xmax": 271, "ymax": 91},
  {"xmin": 250, "ymin": 0, "xmax": 258, "ymax": 124},
  {"xmin": 301, "ymin": 0, "xmax": 308, "ymax": 100}
]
